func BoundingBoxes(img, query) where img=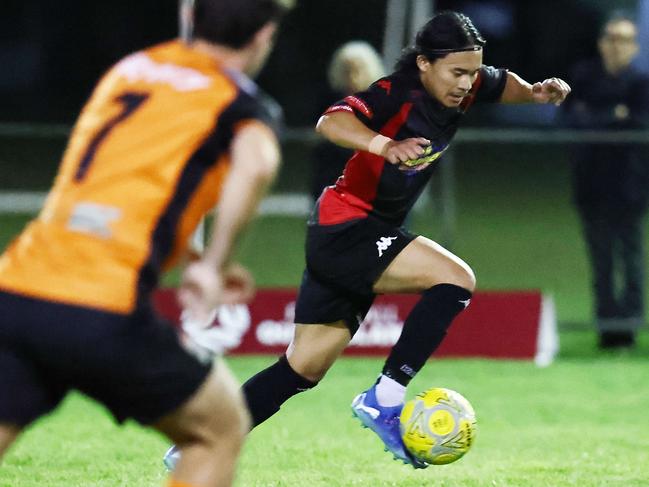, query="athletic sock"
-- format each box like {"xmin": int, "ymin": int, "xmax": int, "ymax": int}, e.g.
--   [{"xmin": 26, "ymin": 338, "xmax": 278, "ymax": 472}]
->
[
  {"xmin": 374, "ymin": 374, "xmax": 406, "ymax": 406},
  {"xmin": 382, "ymin": 283, "xmax": 472, "ymax": 386},
  {"xmin": 242, "ymin": 354, "xmax": 318, "ymax": 427}
]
